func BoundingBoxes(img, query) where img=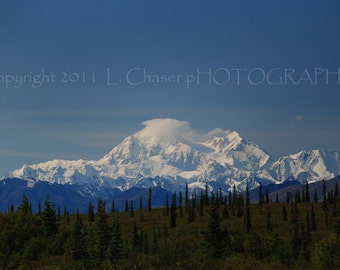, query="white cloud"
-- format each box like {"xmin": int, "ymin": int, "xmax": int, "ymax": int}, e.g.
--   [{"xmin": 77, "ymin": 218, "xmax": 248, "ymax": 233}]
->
[
  {"xmin": 204, "ymin": 128, "xmax": 231, "ymax": 139},
  {"xmin": 295, "ymin": 115, "xmax": 303, "ymax": 121},
  {"xmin": 137, "ymin": 118, "xmax": 230, "ymax": 144},
  {"xmin": 137, "ymin": 119, "xmax": 191, "ymax": 143}
]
